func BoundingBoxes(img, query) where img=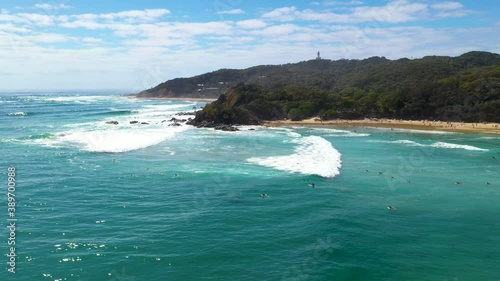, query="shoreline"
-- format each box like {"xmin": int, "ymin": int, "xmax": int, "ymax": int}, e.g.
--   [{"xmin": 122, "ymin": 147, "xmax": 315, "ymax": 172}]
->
[
  {"xmin": 130, "ymin": 96, "xmax": 216, "ymax": 102},
  {"xmin": 264, "ymin": 118, "xmax": 500, "ymax": 135}
]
